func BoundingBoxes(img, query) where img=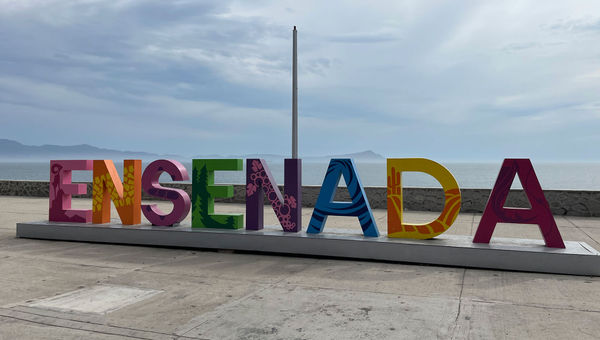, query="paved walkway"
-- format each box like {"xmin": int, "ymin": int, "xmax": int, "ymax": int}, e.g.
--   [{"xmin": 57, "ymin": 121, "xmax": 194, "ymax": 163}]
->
[{"xmin": 0, "ymin": 196, "xmax": 599, "ymax": 339}]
